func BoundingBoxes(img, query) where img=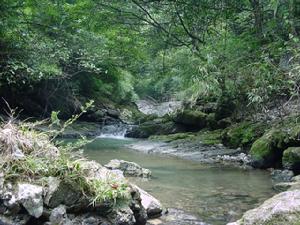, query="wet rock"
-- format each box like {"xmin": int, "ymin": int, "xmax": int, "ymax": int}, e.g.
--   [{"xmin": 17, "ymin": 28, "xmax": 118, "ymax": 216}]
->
[
  {"xmin": 105, "ymin": 159, "xmax": 151, "ymax": 178},
  {"xmin": 227, "ymin": 190, "xmax": 300, "ymax": 225},
  {"xmin": 134, "ymin": 186, "xmax": 163, "ymax": 219},
  {"xmin": 147, "ymin": 208, "xmax": 208, "ymax": 225},
  {"xmin": 282, "ymin": 147, "xmax": 300, "ymax": 171},
  {"xmin": 17, "ymin": 183, "xmax": 43, "ymax": 218},
  {"xmin": 270, "ymin": 169, "xmax": 294, "ymax": 182},
  {"xmin": 216, "ymin": 153, "xmax": 251, "ymax": 165},
  {"xmin": 273, "ymin": 182, "xmax": 294, "ymax": 192}
]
